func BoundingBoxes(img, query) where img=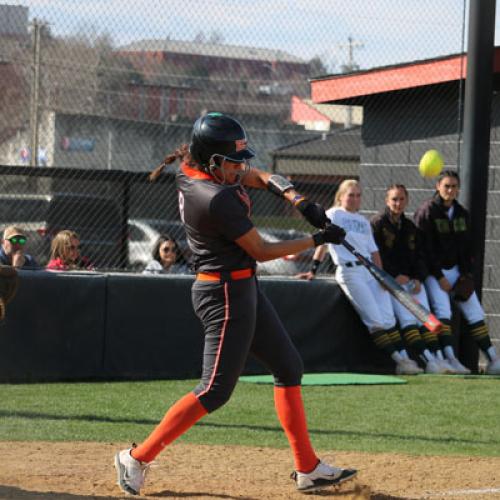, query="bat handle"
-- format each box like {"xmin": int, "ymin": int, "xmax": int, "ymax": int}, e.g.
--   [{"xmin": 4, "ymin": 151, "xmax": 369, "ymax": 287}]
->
[
  {"xmin": 340, "ymin": 239, "xmax": 355, "ymax": 253},
  {"xmin": 340, "ymin": 239, "xmax": 369, "ymax": 266},
  {"xmin": 341, "ymin": 239, "xmax": 361, "ymax": 260}
]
